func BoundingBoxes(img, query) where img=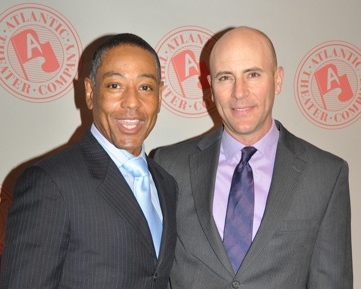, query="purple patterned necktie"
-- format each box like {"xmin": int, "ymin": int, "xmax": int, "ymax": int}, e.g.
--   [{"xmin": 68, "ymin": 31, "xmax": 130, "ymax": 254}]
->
[{"xmin": 223, "ymin": 146, "xmax": 257, "ymax": 273}]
